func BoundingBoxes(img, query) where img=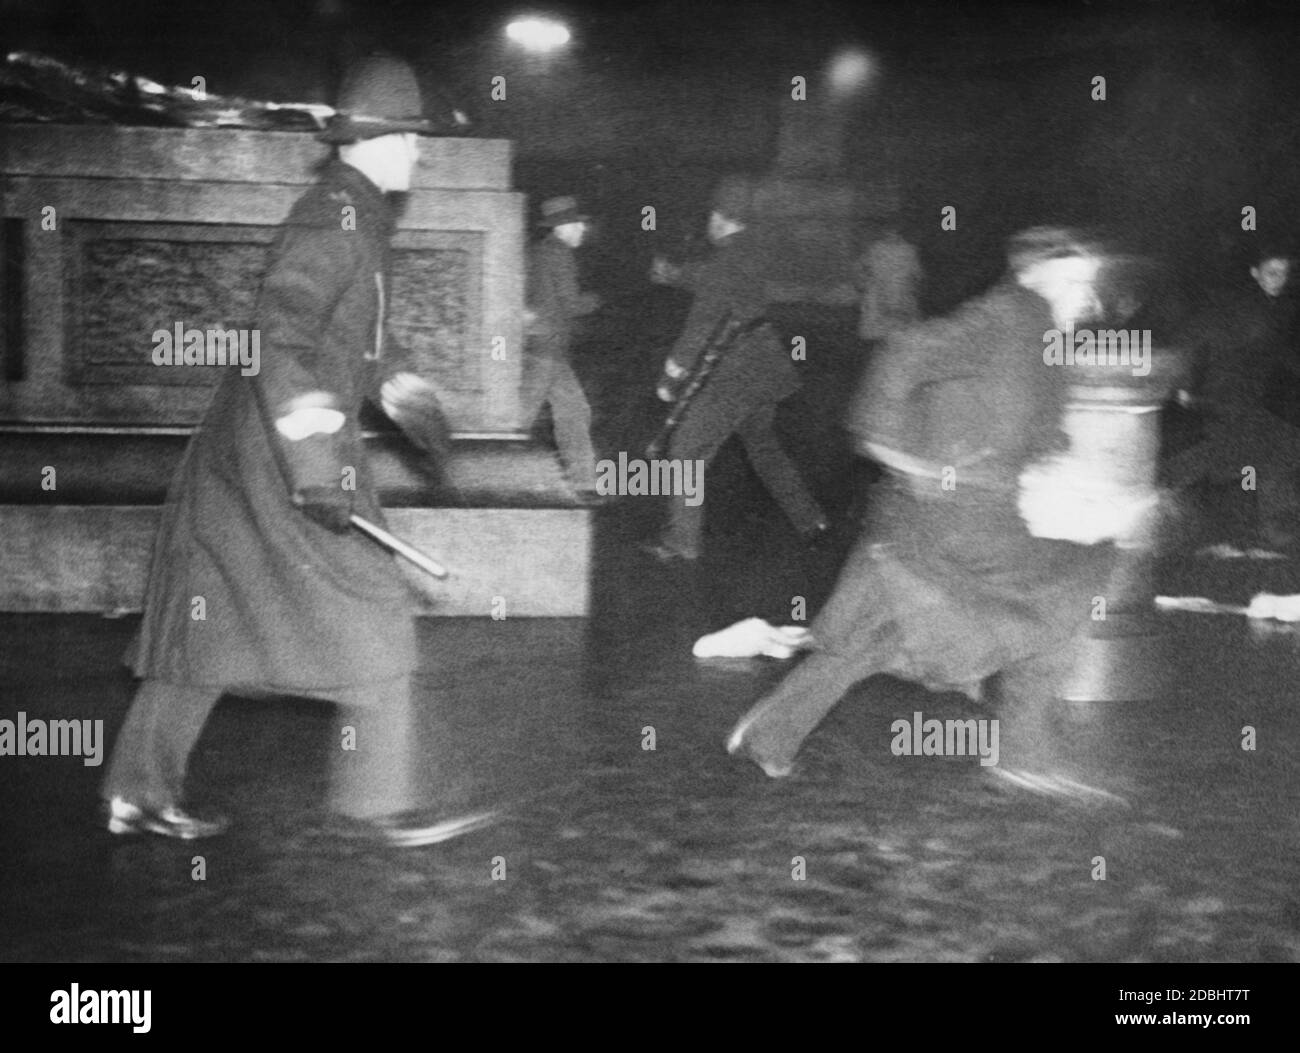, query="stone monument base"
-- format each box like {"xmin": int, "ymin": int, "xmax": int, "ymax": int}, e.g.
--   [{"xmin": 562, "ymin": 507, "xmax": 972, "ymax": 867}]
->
[{"xmin": 0, "ymin": 430, "xmax": 590, "ymax": 616}]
